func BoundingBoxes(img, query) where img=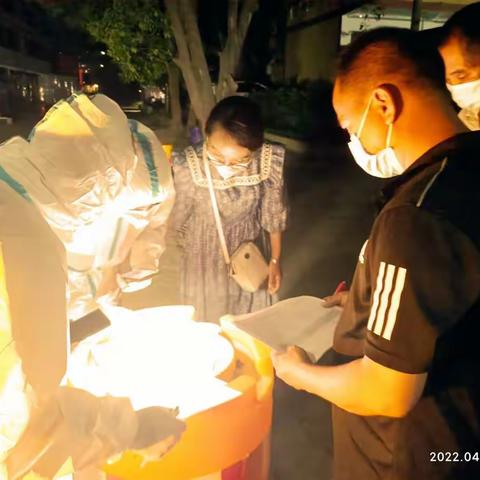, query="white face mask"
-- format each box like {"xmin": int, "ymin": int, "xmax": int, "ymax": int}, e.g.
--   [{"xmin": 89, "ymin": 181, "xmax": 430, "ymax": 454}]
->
[
  {"xmin": 446, "ymin": 78, "xmax": 480, "ymax": 110},
  {"xmin": 446, "ymin": 79, "xmax": 480, "ymax": 131},
  {"xmin": 207, "ymin": 152, "xmax": 251, "ymax": 180},
  {"xmin": 214, "ymin": 164, "xmax": 241, "ymax": 179},
  {"xmin": 347, "ymin": 96, "xmax": 405, "ymax": 178}
]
